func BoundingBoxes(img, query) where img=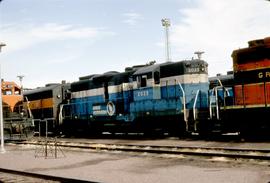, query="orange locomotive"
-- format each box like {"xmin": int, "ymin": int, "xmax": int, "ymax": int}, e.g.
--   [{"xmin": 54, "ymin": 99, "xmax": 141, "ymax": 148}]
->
[
  {"xmin": 216, "ymin": 37, "xmax": 270, "ymax": 136},
  {"xmin": 232, "ymin": 37, "xmax": 270, "ymax": 107},
  {"xmin": 2, "ymin": 81, "xmax": 23, "ymax": 114},
  {"xmin": 1, "ymin": 80, "xmax": 33, "ymax": 139}
]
